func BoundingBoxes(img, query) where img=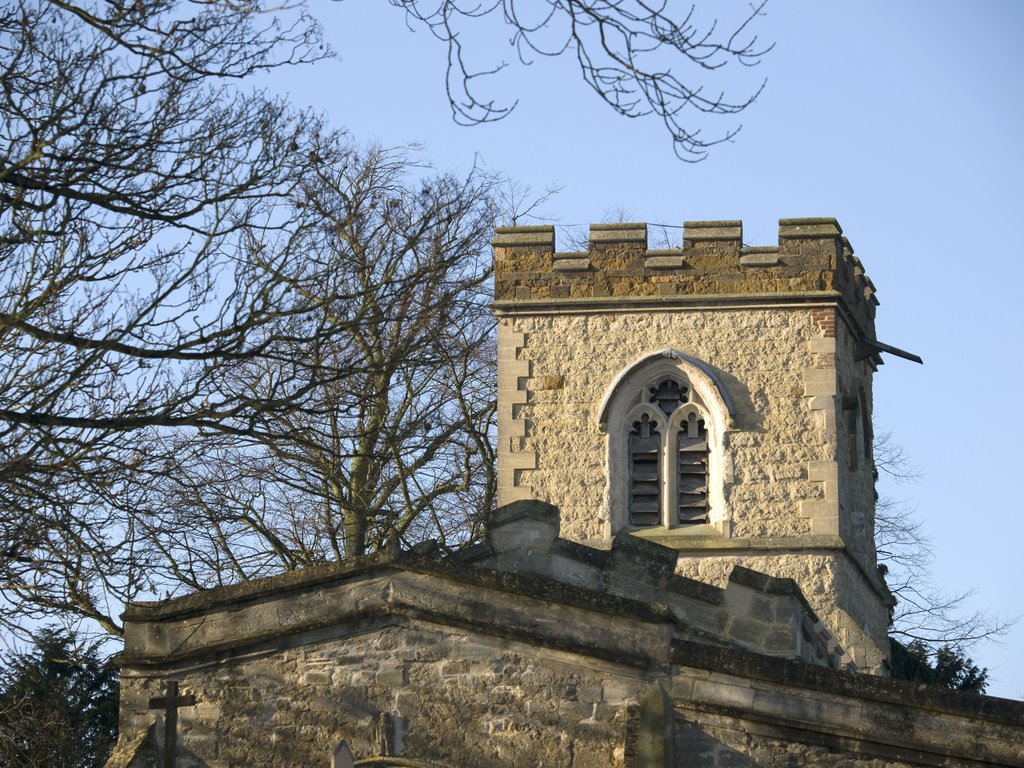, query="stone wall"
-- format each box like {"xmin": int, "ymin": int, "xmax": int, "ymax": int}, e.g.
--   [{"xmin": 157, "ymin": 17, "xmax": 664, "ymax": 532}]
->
[
  {"xmin": 122, "ymin": 624, "xmax": 1023, "ymax": 768},
  {"xmin": 669, "ymin": 641, "xmax": 1024, "ymax": 768},
  {"xmin": 498, "ymin": 307, "xmax": 830, "ymax": 542},
  {"xmin": 106, "ymin": 519, "xmax": 1024, "ymax": 768},
  {"xmin": 834, "ymin": 305, "xmax": 881, "ymax": 571},
  {"xmin": 118, "ymin": 622, "xmax": 643, "ymax": 767},
  {"xmin": 492, "ymin": 217, "xmax": 891, "ymax": 671},
  {"xmin": 113, "ymin": 633, "xmax": 1024, "ymax": 768},
  {"xmin": 671, "ymin": 552, "xmax": 890, "ymax": 676}
]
